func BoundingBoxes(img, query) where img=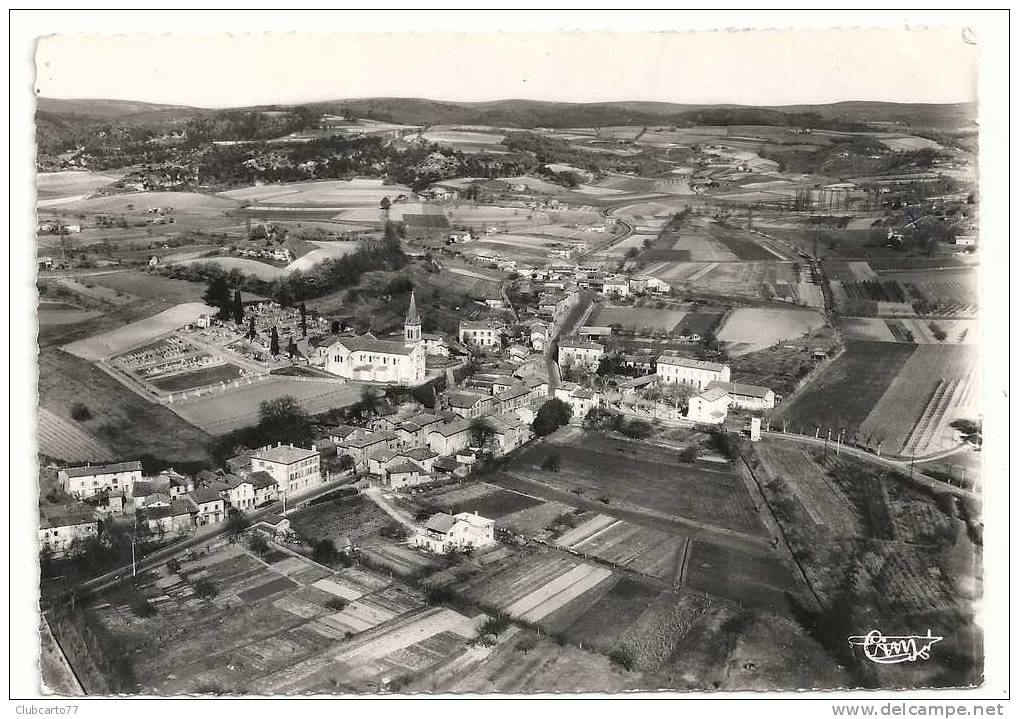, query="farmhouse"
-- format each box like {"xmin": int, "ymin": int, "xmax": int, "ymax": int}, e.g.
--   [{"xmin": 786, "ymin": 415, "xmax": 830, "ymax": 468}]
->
[
  {"xmin": 384, "ymin": 461, "xmax": 434, "ymax": 490},
  {"xmin": 138, "ymin": 499, "xmax": 195, "ymax": 537},
  {"xmin": 486, "ymin": 413, "xmax": 532, "ymax": 455},
  {"xmin": 59, "ymin": 461, "xmax": 142, "ymax": 499},
  {"xmin": 427, "ymin": 419, "xmax": 473, "ymax": 456},
  {"xmin": 38, "ymin": 504, "xmax": 98, "ymax": 556},
  {"xmin": 558, "ymin": 337, "xmax": 605, "ymax": 369},
  {"xmin": 602, "ymin": 276, "xmax": 630, "ymax": 297},
  {"xmin": 395, "ymin": 414, "xmax": 444, "ymax": 446},
  {"xmin": 250, "ymin": 443, "xmax": 322, "ymax": 497},
  {"xmin": 657, "ymin": 354, "xmax": 731, "ymax": 389},
  {"xmin": 254, "ymin": 513, "xmax": 292, "ymax": 540},
  {"xmin": 321, "ymin": 293, "xmax": 426, "ymax": 385},
  {"xmin": 412, "ymin": 511, "xmax": 496, "ymax": 554},
  {"xmin": 492, "ymin": 385, "xmax": 531, "ymax": 414},
  {"xmin": 685, "ymin": 386, "xmax": 731, "ymax": 425},
  {"xmin": 458, "ymin": 320, "xmax": 504, "ymax": 348},
  {"xmin": 706, "ymin": 380, "xmax": 776, "ymax": 410}
]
